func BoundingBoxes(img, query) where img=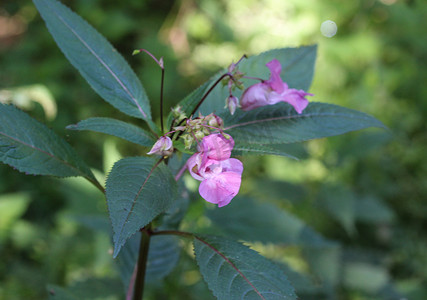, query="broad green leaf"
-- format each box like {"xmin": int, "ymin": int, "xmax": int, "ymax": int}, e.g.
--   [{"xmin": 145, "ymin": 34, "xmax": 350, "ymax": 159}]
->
[
  {"xmin": 317, "ymin": 185, "xmax": 356, "ymax": 235},
  {"xmin": 303, "ymin": 244, "xmax": 341, "ymax": 288},
  {"xmin": 354, "ymin": 195, "xmax": 394, "ymax": 224},
  {"xmin": 0, "ymin": 104, "xmax": 97, "ymax": 183},
  {"xmin": 221, "ymin": 102, "xmax": 386, "ymax": 149},
  {"xmin": 67, "ymin": 117, "xmax": 156, "ymax": 147},
  {"xmin": 194, "ymin": 235, "xmax": 296, "ymax": 300},
  {"xmin": 33, "ymin": 0, "xmax": 152, "ymax": 121},
  {"xmin": 167, "ymin": 45, "xmax": 317, "ymax": 125},
  {"xmin": 159, "ymin": 182, "xmax": 189, "ymax": 230},
  {"xmin": 343, "ymin": 263, "xmax": 389, "ymax": 293},
  {"xmin": 117, "ymin": 234, "xmax": 180, "ymax": 291},
  {"xmin": 232, "ymin": 143, "xmax": 298, "ymax": 159},
  {"xmin": 106, "ymin": 157, "xmax": 177, "ymax": 257},
  {"xmin": 206, "ymin": 197, "xmax": 328, "ymax": 246}
]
